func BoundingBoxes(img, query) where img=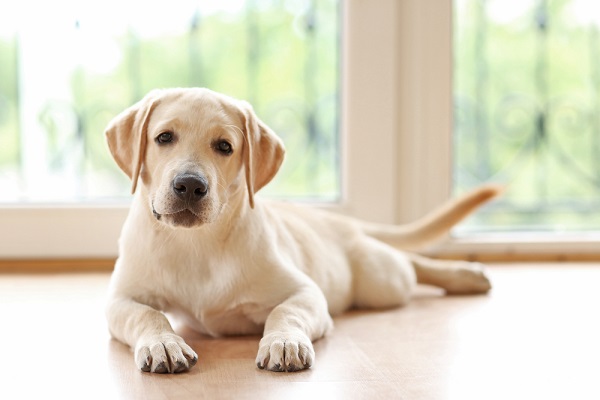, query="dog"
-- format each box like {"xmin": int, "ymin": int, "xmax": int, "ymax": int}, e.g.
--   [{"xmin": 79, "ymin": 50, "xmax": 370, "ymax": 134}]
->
[{"xmin": 105, "ymin": 87, "xmax": 498, "ymax": 373}]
